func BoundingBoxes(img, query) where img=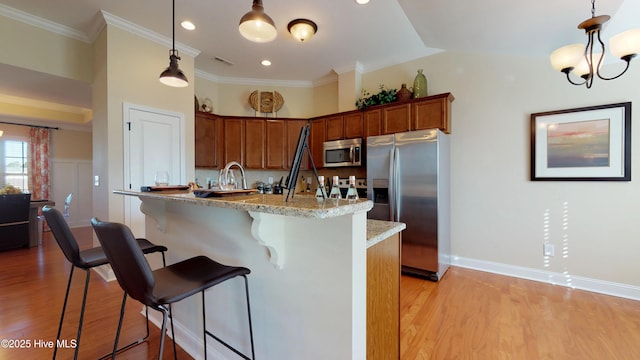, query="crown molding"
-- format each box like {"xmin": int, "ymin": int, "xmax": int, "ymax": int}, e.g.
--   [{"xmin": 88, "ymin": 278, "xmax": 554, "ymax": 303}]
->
[
  {"xmin": 0, "ymin": 3, "xmax": 89, "ymax": 43},
  {"xmin": 100, "ymin": 11, "xmax": 200, "ymax": 58}
]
